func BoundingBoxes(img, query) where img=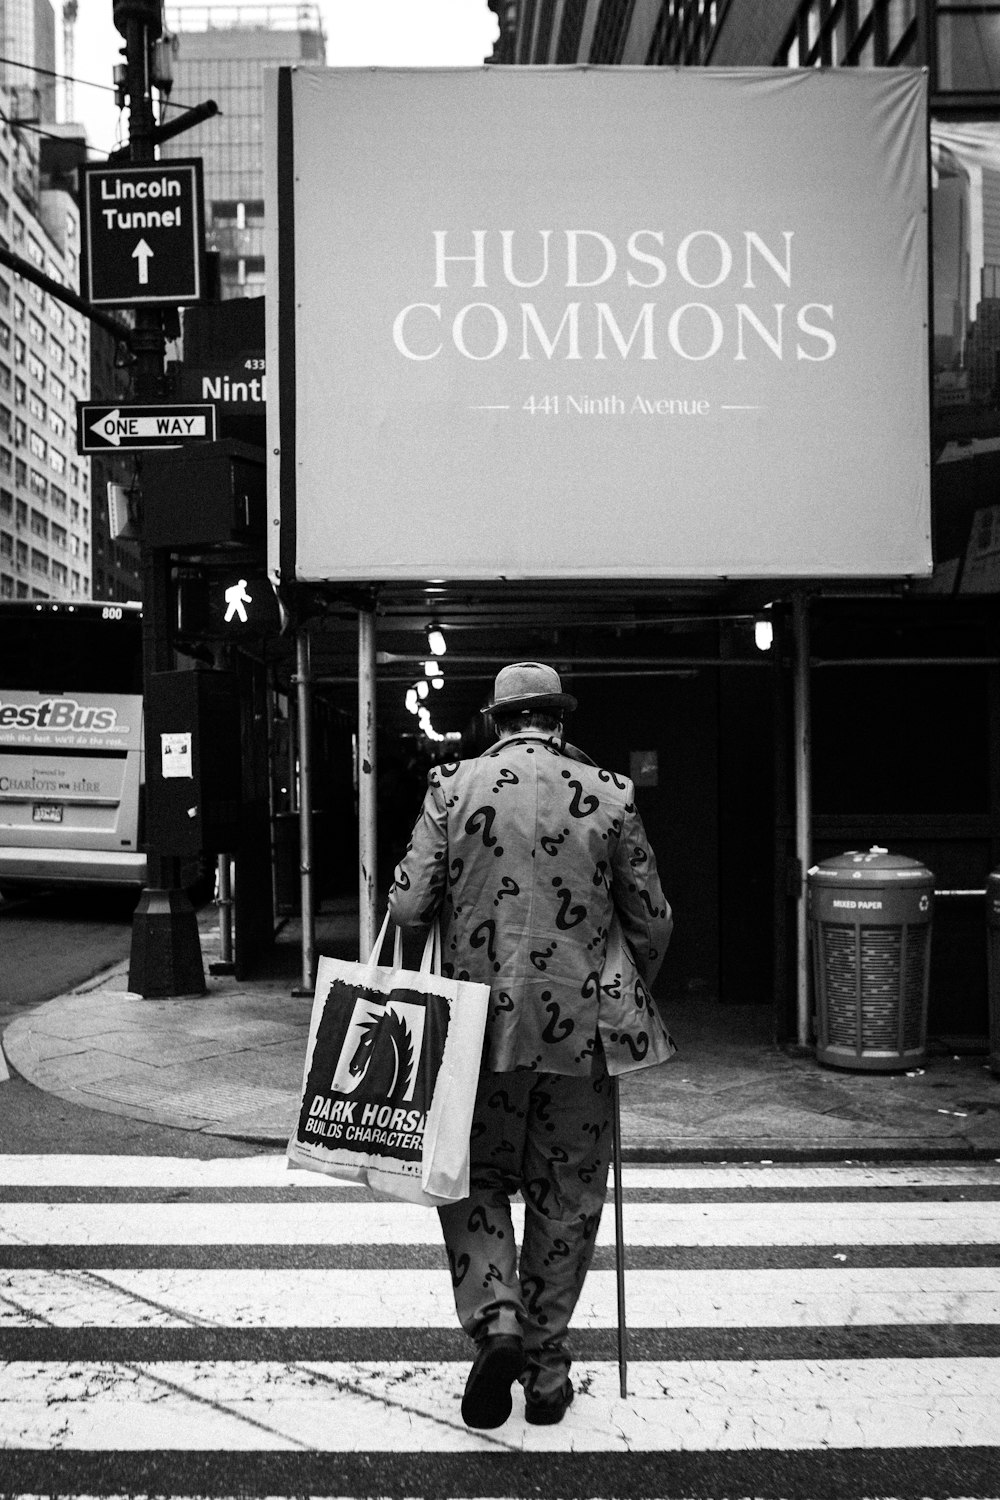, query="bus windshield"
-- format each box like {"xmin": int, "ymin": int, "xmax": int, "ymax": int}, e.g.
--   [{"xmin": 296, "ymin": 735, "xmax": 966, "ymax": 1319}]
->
[
  {"xmin": 0, "ymin": 603, "xmax": 143, "ymax": 695},
  {"xmin": 0, "ymin": 602, "xmax": 146, "ymax": 894}
]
